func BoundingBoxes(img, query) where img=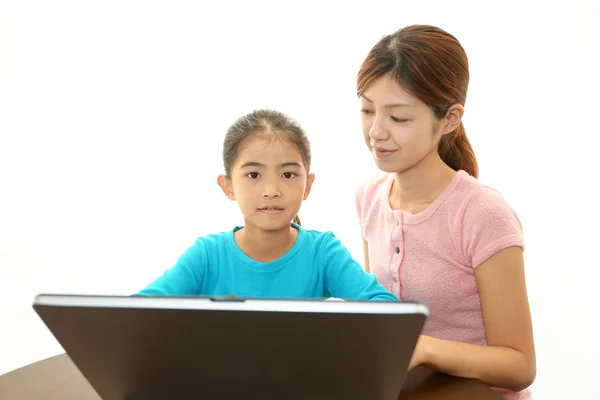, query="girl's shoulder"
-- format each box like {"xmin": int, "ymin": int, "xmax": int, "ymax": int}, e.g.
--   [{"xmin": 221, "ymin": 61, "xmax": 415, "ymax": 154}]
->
[
  {"xmin": 294, "ymin": 224, "xmax": 351, "ymax": 254},
  {"xmin": 185, "ymin": 228, "xmax": 238, "ymax": 257},
  {"xmin": 194, "ymin": 228, "xmax": 234, "ymax": 245},
  {"xmin": 294, "ymin": 223, "xmax": 335, "ymax": 243}
]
